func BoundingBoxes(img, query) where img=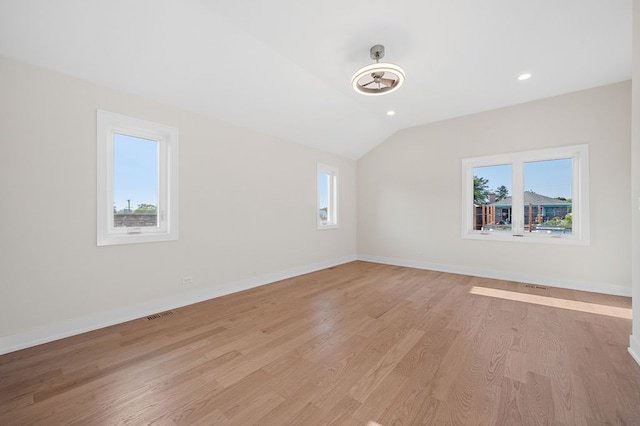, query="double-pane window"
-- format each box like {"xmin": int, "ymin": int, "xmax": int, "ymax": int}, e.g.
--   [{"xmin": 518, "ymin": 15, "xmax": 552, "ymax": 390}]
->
[{"xmin": 462, "ymin": 145, "xmax": 588, "ymax": 245}]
